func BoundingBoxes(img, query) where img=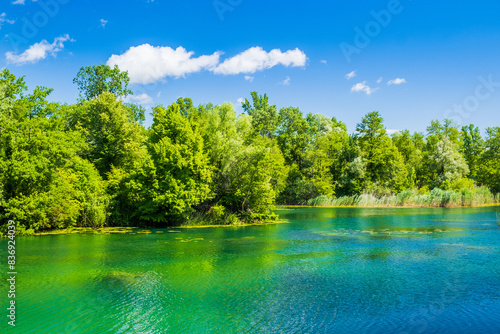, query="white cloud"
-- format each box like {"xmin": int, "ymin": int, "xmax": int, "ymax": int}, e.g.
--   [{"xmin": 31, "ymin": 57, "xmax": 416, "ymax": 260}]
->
[
  {"xmin": 5, "ymin": 34, "xmax": 72, "ymax": 65},
  {"xmin": 237, "ymin": 97, "xmax": 245, "ymax": 104},
  {"xmin": 100, "ymin": 19, "xmax": 108, "ymax": 28},
  {"xmin": 244, "ymin": 75, "xmax": 254, "ymax": 82},
  {"xmin": 0, "ymin": 13, "xmax": 15, "ymax": 29},
  {"xmin": 212, "ymin": 46, "xmax": 306, "ymax": 75},
  {"xmin": 123, "ymin": 93, "xmax": 153, "ymax": 104},
  {"xmin": 386, "ymin": 129, "xmax": 400, "ymax": 135},
  {"xmin": 280, "ymin": 76, "xmax": 291, "ymax": 86},
  {"xmin": 107, "ymin": 45, "xmax": 307, "ymax": 84},
  {"xmin": 351, "ymin": 81, "xmax": 378, "ymax": 95},
  {"xmin": 107, "ymin": 44, "xmax": 221, "ymax": 84},
  {"xmin": 12, "ymin": 0, "xmax": 25, "ymax": 5},
  {"xmin": 377, "ymin": 77, "xmax": 383, "ymax": 84},
  {"xmin": 321, "ymin": 59, "xmax": 327, "ymax": 64},
  {"xmin": 387, "ymin": 78, "xmax": 407, "ymax": 85},
  {"xmin": 345, "ymin": 70, "xmax": 357, "ymax": 80}
]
